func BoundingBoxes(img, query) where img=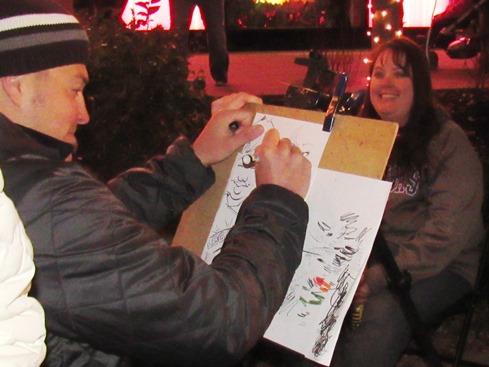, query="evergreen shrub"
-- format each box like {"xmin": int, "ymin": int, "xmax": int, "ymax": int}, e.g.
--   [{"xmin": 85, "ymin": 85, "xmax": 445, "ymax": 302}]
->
[{"xmin": 75, "ymin": 13, "xmax": 212, "ymax": 181}]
